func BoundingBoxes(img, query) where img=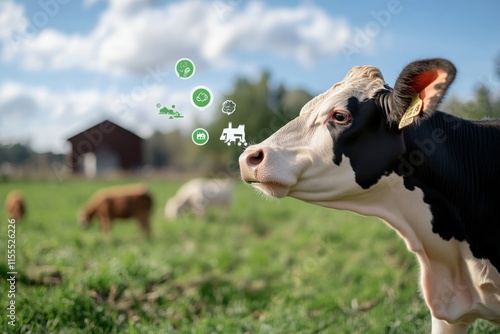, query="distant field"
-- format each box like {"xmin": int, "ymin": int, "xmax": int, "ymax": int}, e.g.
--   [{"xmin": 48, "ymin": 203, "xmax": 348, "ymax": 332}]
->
[{"xmin": 0, "ymin": 180, "xmax": 497, "ymax": 333}]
